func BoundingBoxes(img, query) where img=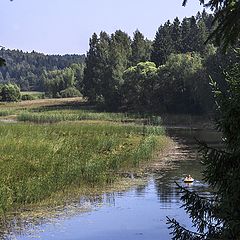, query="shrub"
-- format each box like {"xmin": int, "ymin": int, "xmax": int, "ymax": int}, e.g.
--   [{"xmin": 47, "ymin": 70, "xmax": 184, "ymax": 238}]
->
[
  {"xmin": 0, "ymin": 84, "xmax": 21, "ymax": 102},
  {"xmin": 21, "ymin": 94, "xmax": 35, "ymax": 101},
  {"xmin": 60, "ymin": 87, "xmax": 82, "ymax": 98}
]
